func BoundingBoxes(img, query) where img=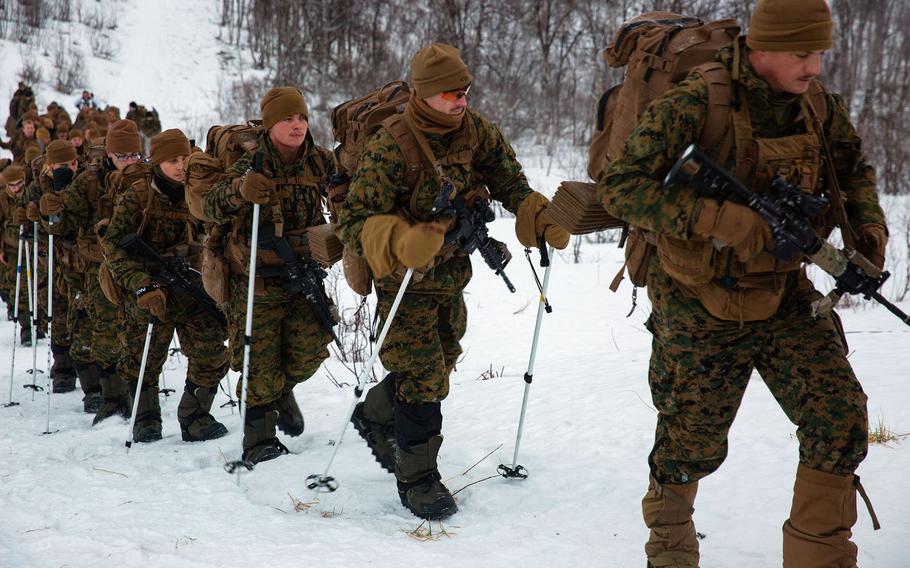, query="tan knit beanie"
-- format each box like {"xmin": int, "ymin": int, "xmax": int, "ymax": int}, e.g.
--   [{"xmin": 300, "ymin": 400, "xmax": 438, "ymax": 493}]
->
[
  {"xmin": 25, "ymin": 145, "xmax": 41, "ymax": 164},
  {"xmin": 260, "ymin": 87, "xmax": 309, "ymax": 130},
  {"xmin": 46, "ymin": 139, "xmax": 77, "ymax": 164},
  {"xmin": 150, "ymin": 129, "xmax": 191, "ymax": 165},
  {"xmin": 747, "ymin": 0, "xmax": 834, "ymax": 51},
  {"xmin": 105, "ymin": 119, "xmax": 142, "ymax": 154},
  {"xmin": 69, "ymin": 128, "xmax": 84, "ymax": 139},
  {"xmin": 36, "ymin": 128, "xmax": 51, "ymax": 144},
  {"xmin": 410, "ymin": 43, "xmax": 472, "ymax": 99},
  {"xmin": 2, "ymin": 165, "xmax": 26, "ymax": 185}
]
